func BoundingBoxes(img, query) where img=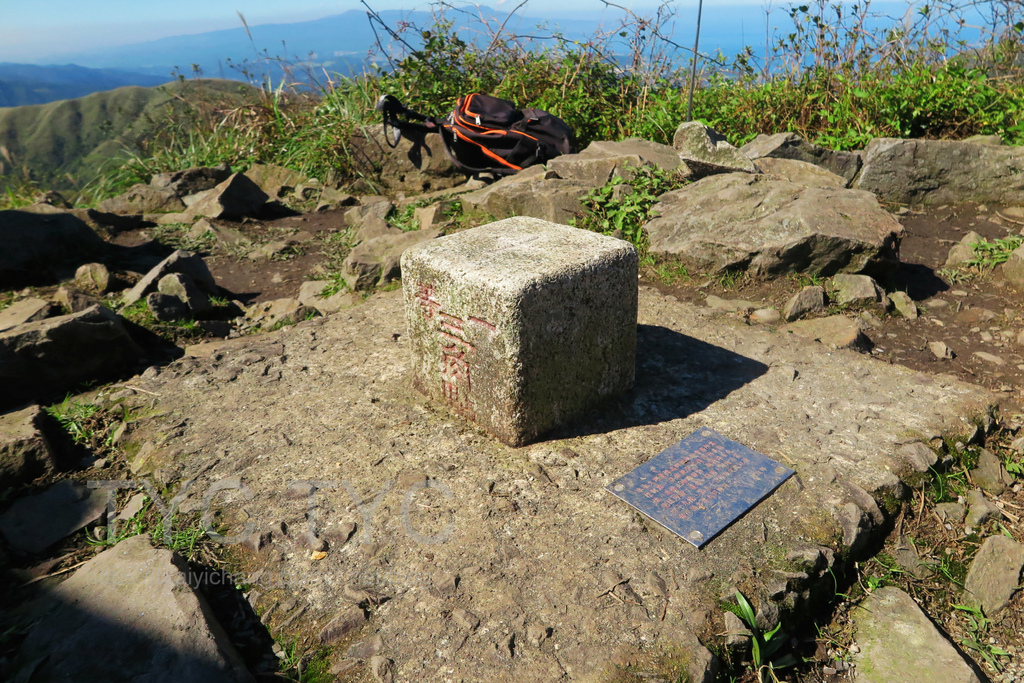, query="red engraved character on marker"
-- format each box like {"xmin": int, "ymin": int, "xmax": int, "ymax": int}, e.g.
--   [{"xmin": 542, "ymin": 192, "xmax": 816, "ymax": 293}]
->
[
  {"xmin": 437, "ymin": 312, "xmax": 477, "ymax": 419},
  {"xmin": 416, "ymin": 283, "xmax": 441, "ymax": 319}
]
